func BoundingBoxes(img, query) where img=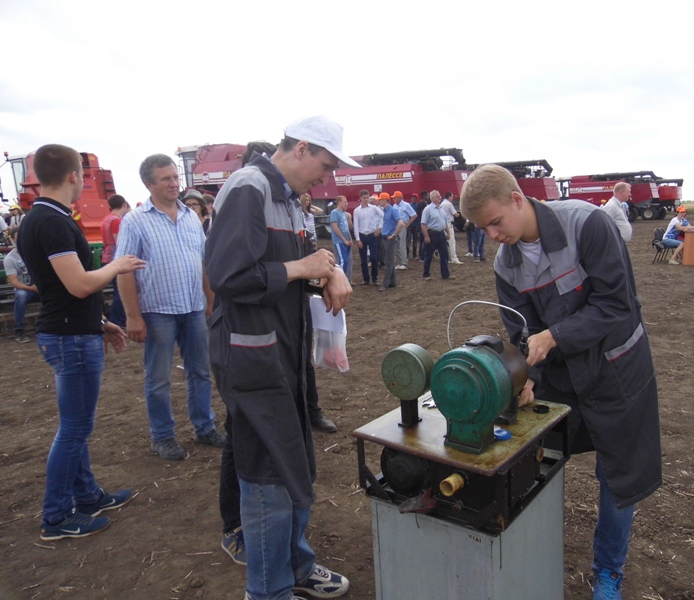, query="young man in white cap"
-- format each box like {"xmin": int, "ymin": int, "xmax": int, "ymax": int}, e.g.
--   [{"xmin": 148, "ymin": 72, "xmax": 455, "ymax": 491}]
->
[{"xmin": 206, "ymin": 116, "xmax": 355, "ymax": 600}]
